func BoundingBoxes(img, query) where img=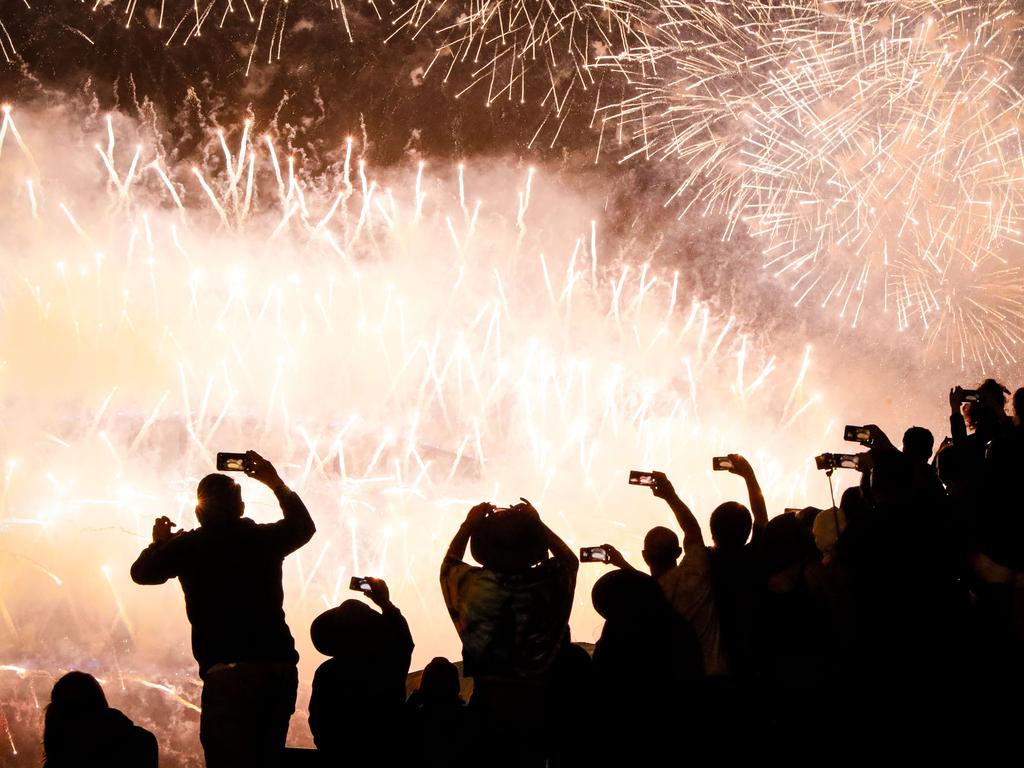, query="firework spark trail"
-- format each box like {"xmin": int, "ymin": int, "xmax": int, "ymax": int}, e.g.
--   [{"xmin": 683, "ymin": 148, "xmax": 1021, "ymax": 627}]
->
[
  {"xmin": 0, "ymin": 104, "xmax": 839, "ymax": 746},
  {"xmin": 593, "ymin": 0, "xmax": 1024, "ymax": 364},
  {"xmin": 384, "ymin": 0, "xmax": 630, "ymax": 146}
]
